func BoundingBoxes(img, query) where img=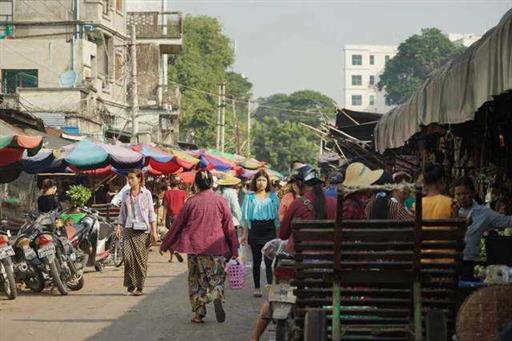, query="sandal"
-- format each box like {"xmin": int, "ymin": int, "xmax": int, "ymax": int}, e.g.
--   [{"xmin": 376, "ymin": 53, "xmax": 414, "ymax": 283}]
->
[
  {"xmin": 253, "ymin": 289, "xmax": 262, "ymax": 297},
  {"xmin": 133, "ymin": 289, "xmax": 144, "ymax": 296},
  {"xmin": 191, "ymin": 315, "xmax": 204, "ymax": 323}
]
